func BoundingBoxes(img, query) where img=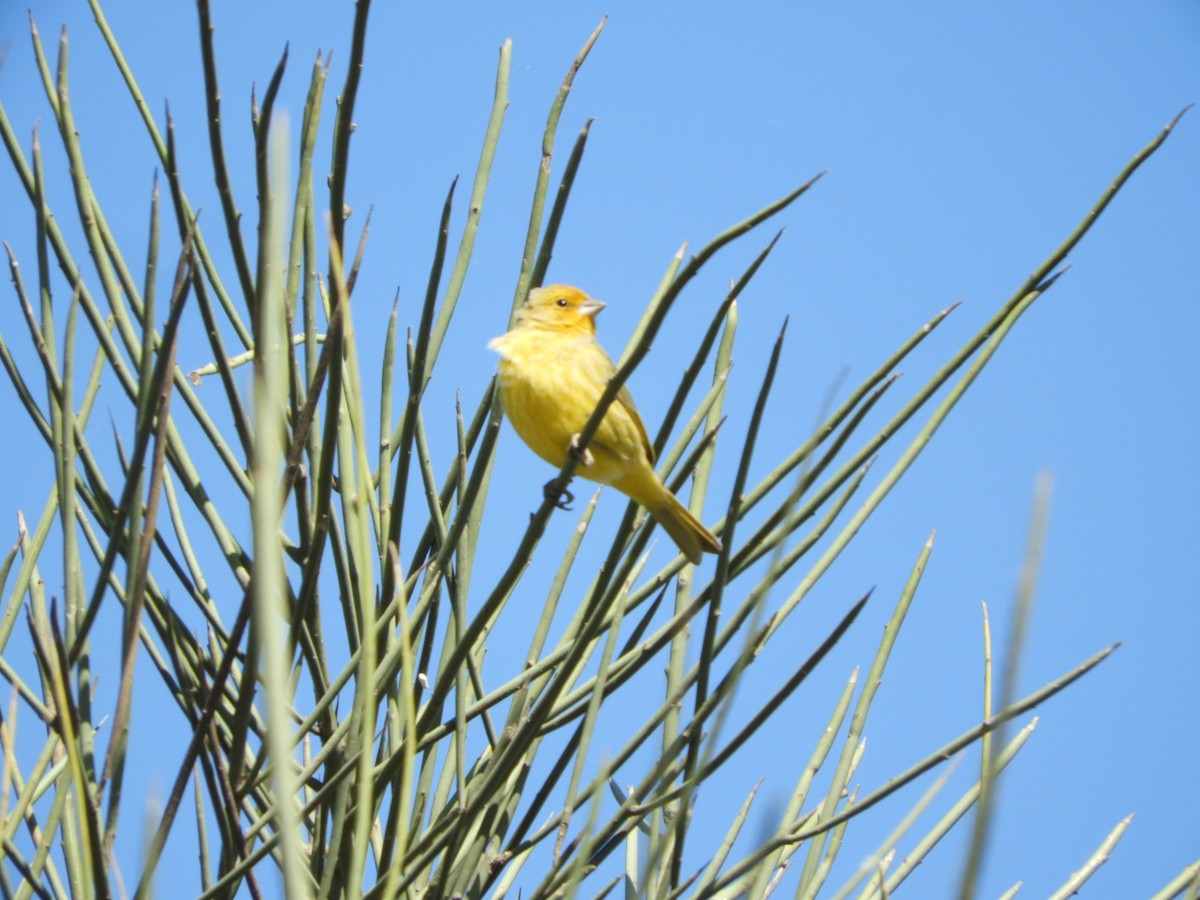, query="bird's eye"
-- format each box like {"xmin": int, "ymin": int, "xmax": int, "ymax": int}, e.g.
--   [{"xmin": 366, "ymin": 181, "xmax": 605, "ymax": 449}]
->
[{"xmin": 556, "ymin": 298, "xmax": 569, "ymax": 307}]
